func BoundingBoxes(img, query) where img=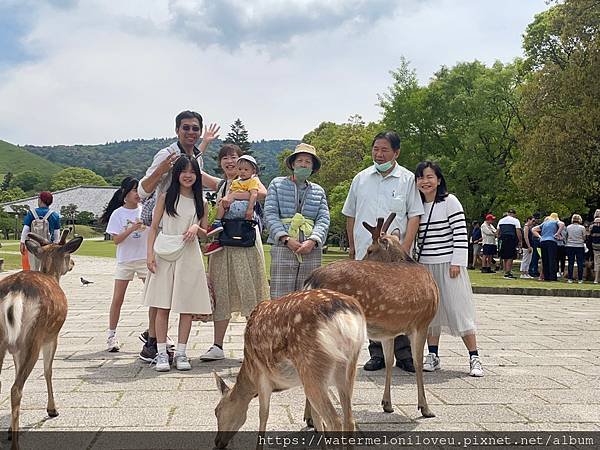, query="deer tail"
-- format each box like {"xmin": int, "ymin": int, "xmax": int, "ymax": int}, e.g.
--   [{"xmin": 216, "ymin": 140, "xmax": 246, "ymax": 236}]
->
[{"xmin": 2, "ymin": 292, "xmax": 24, "ymax": 346}]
